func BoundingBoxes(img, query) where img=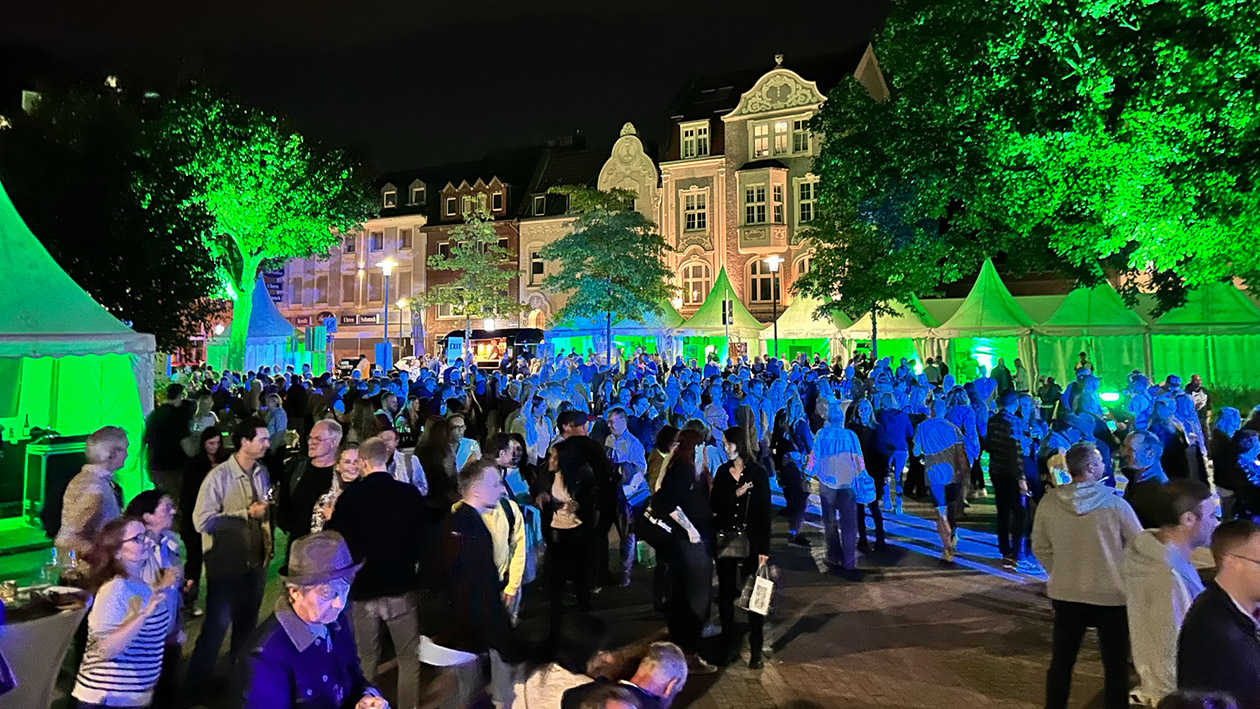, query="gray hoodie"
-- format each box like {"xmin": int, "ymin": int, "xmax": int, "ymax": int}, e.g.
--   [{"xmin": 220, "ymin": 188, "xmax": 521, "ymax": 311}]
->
[
  {"xmin": 1122, "ymin": 530, "xmax": 1205, "ymax": 705},
  {"xmin": 1032, "ymin": 481, "xmax": 1142, "ymax": 606}
]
